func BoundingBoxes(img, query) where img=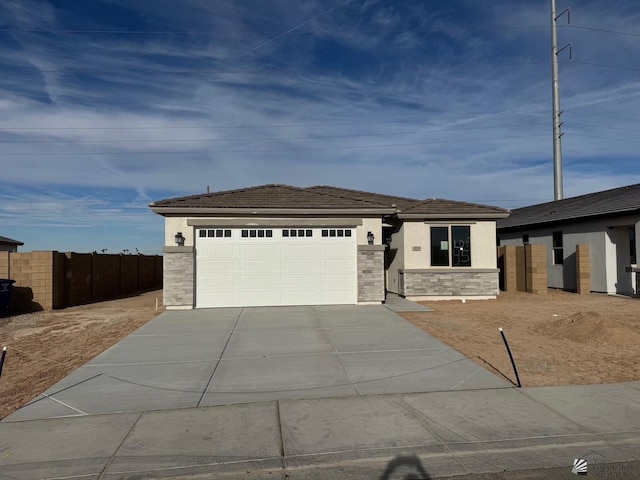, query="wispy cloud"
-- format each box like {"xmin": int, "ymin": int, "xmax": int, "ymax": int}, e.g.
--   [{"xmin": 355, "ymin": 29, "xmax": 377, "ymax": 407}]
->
[{"xmin": 1, "ymin": 0, "xmax": 640, "ymax": 251}]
